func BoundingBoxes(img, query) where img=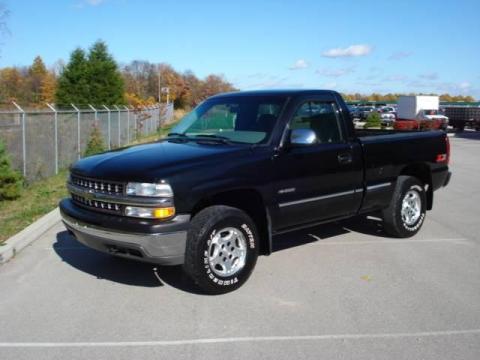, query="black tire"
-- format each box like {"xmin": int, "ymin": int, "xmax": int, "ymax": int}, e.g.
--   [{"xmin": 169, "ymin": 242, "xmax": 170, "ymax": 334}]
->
[
  {"xmin": 183, "ymin": 205, "xmax": 259, "ymax": 295},
  {"xmin": 382, "ymin": 176, "xmax": 426, "ymax": 238}
]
